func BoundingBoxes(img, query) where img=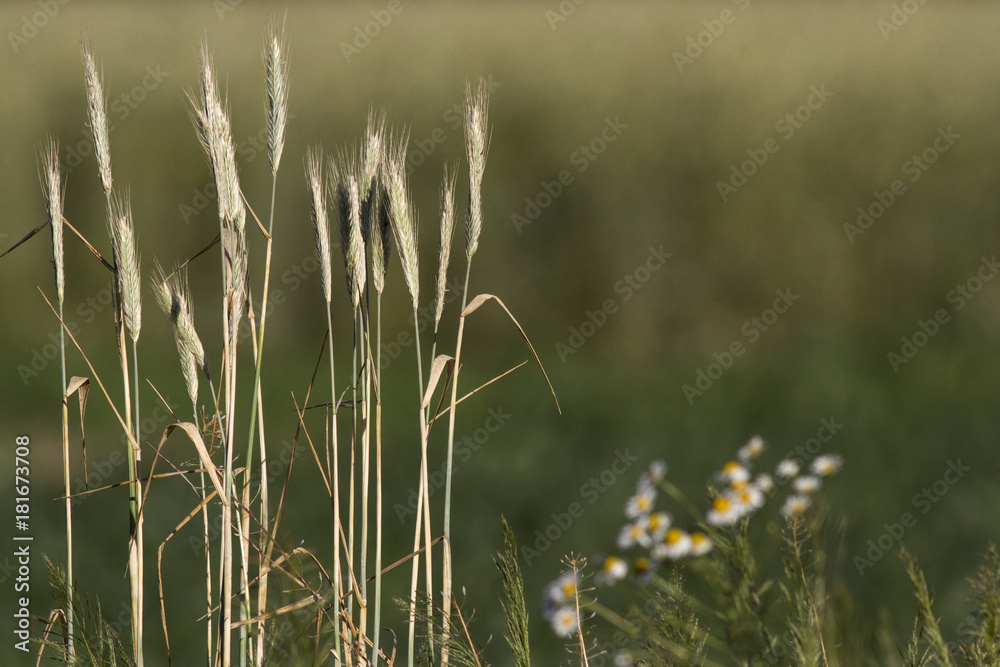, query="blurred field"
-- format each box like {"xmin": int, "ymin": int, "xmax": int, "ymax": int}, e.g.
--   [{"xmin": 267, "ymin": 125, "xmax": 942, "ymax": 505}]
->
[{"xmin": 3, "ymin": 0, "xmax": 1000, "ymax": 664}]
